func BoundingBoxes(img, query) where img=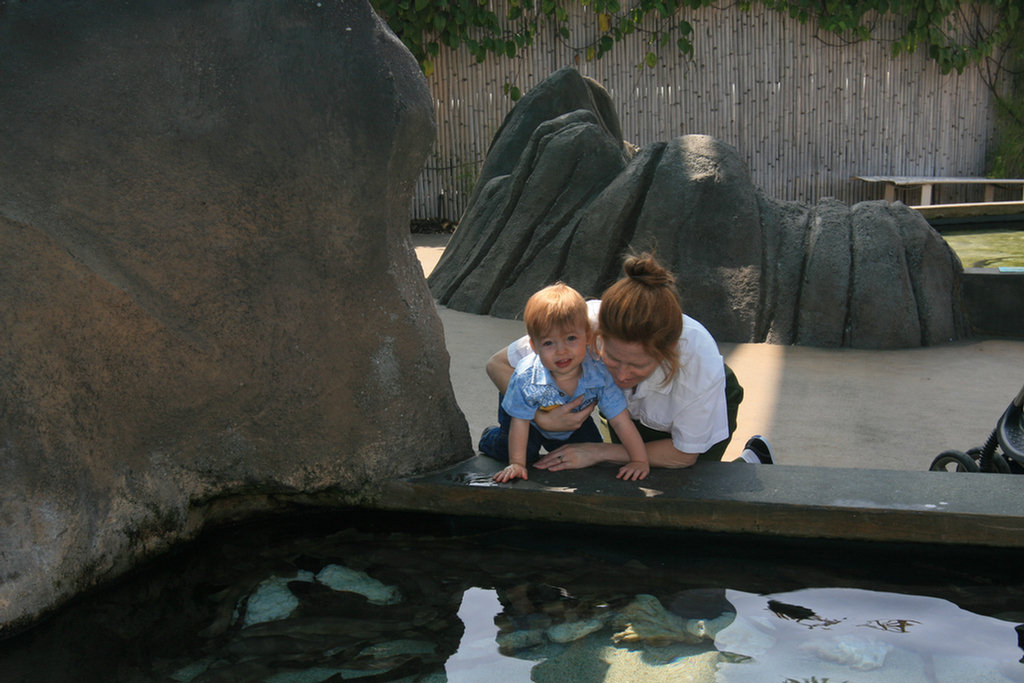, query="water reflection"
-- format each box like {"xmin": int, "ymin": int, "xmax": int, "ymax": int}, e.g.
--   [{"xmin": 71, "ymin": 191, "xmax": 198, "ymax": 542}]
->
[
  {"xmin": 446, "ymin": 588, "xmax": 534, "ymax": 681},
  {"xmin": 716, "ymin": 588, "xmax": 1024, "ymax": 682},
  {"xmin": 1, "ymin": 512, "xmax": 1023, "ymax": 683}
]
